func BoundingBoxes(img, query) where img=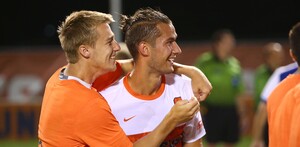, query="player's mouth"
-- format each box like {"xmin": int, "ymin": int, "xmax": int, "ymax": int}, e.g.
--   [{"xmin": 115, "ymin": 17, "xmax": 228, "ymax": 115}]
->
[
  {"xmin": 168, "ymin": 57, "xmax": 175, "ymax": 64},
  {"xmin": 109, "ymin": 55, "xmax": 117, "ymax": 64},
  {"xmin": 110, "ymin": 52, "xmax": 117, "ymax": 60}
]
